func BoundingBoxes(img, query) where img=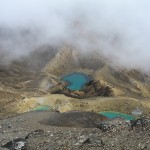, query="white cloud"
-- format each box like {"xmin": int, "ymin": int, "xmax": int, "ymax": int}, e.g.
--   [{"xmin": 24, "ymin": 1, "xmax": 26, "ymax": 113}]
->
[{"xmin": 0, "ymin": 0, "xmax": 150, "ymax": 72}]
